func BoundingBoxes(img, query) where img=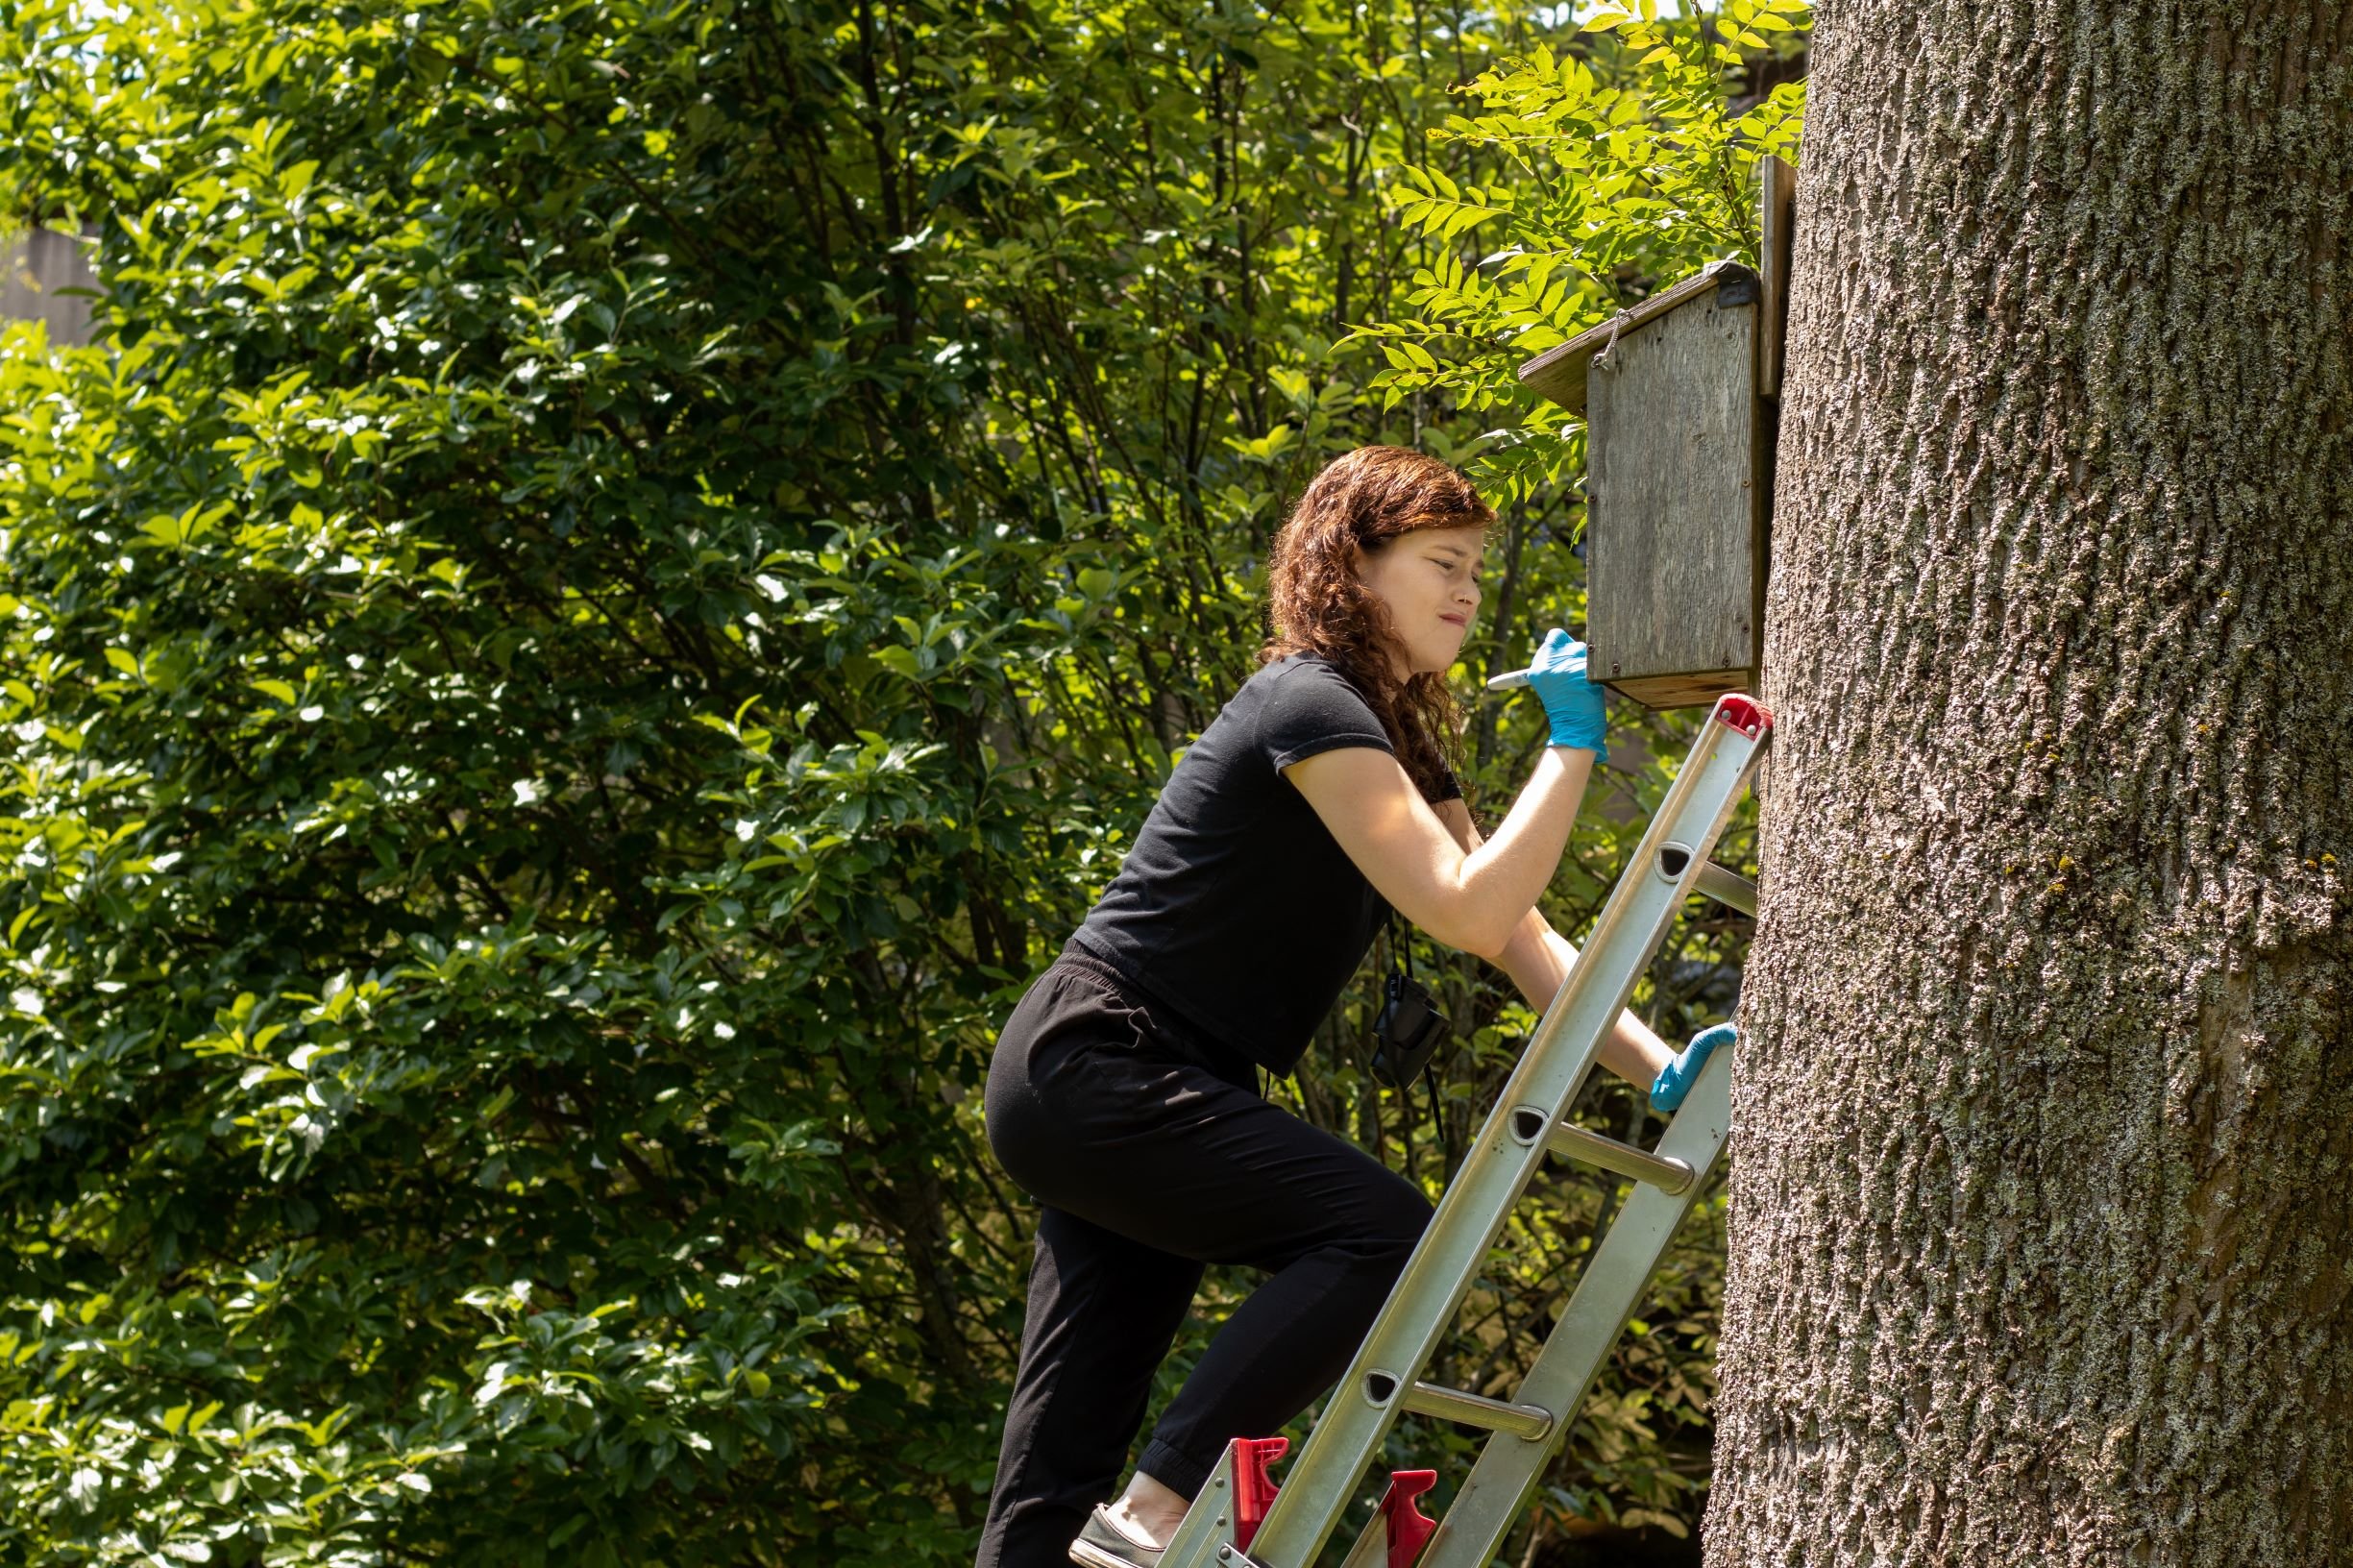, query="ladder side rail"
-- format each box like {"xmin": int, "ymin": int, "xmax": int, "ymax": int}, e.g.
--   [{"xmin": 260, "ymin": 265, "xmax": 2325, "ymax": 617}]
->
[
  {"xmin": 1415, "ymin": 1043, "xmax": 1736, "ymax": 1568},
  {"xmin": 1155, "ymin": 1441, "xmax": 1247, "ymax": 1568},
  {"xmin": 1238, "ymin": 712, "xmax": 1767, "ymax": 1568},
  {"xmin": 1155, "ymin": 1437, "xmax": 1286, "ymax": 1568}
]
